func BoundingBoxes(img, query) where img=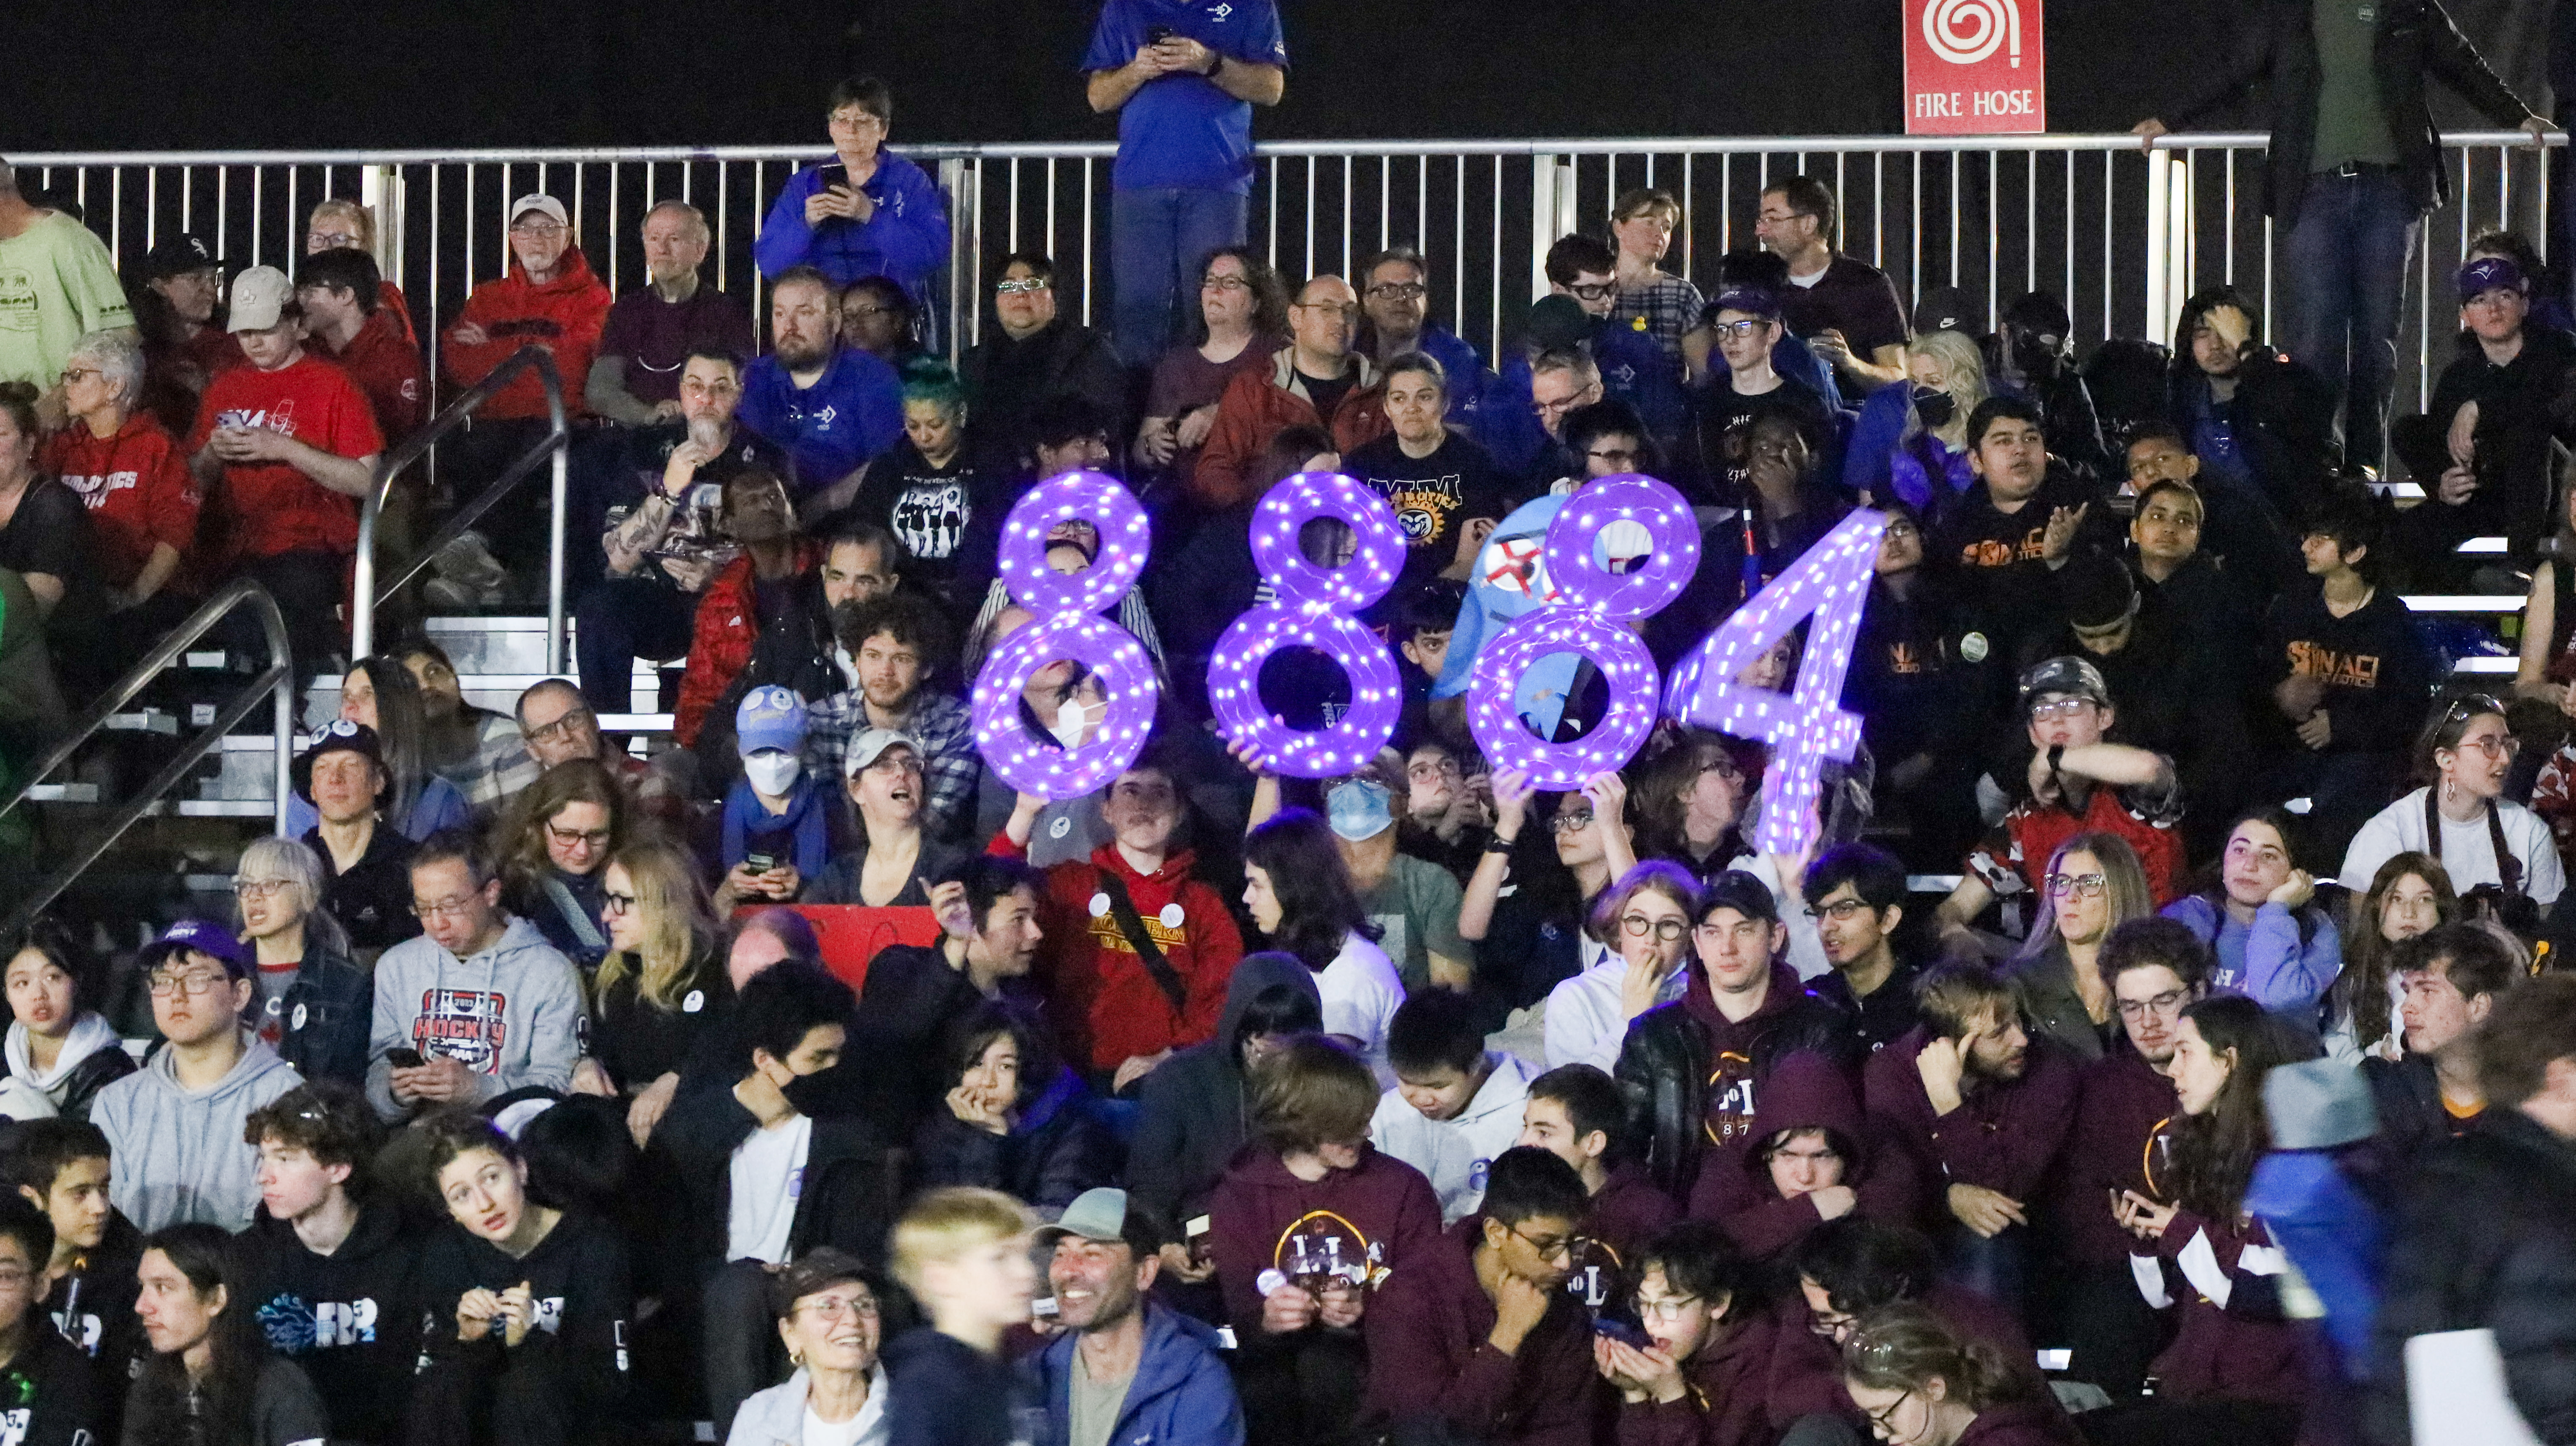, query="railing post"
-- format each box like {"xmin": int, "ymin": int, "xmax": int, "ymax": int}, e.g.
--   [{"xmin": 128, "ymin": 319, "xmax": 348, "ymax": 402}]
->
[
  {"xmin": 362, "ymin": 165, "xmax": 405, "ymax": 290},
  {"xmin": 547, "ymin": 435, "xmax": 567, "ymax": 675},
  {"xmin": 939, "ymin": 157, "xmax": 974, "ymax": 366},
  {"xmin": 2144, "ymin": 143, "xmax": 2193, "ymax": 352},
  {"xmin": 1530, "ymin": 153, "xmax": 1575, "ymax": 301}
]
